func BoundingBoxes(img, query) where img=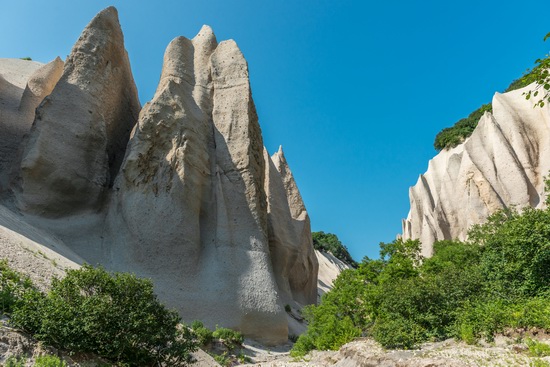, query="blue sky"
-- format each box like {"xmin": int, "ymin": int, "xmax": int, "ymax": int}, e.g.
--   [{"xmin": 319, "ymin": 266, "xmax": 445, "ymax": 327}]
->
[{"xmin": 2, "ymin": 1, "xmax": 550, "ymax": 261}]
